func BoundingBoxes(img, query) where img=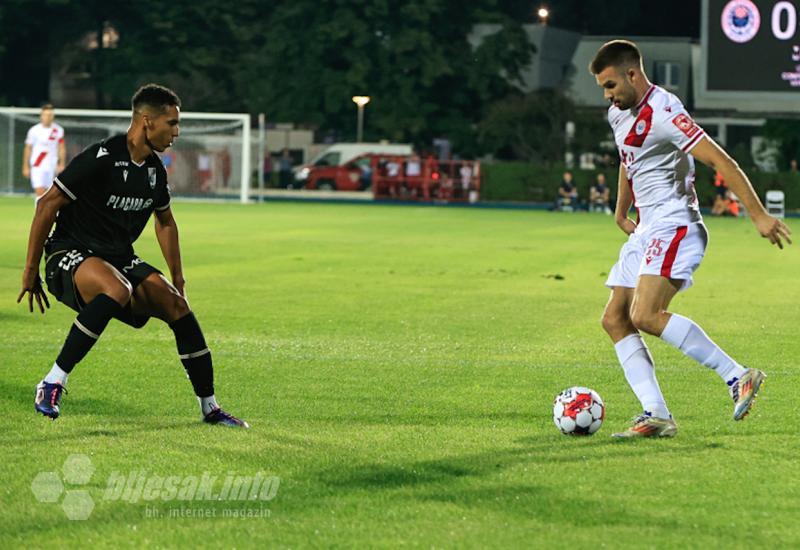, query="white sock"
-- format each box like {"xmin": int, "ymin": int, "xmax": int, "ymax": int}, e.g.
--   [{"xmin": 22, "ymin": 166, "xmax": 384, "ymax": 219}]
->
[
  {"xmin": 615, "ymin": 334, "xmax": 671, "ymax": 419},
  {"xmin": 199, "ymin": 395, "xmax": 219, "ymax": 416},
  {"xmin": 43, "ymin": 363, "xmax": 69, "ymax": 386},
  {"xmin": 660, "ymin": 314, "xmax": 746, "ymax": 385}
]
